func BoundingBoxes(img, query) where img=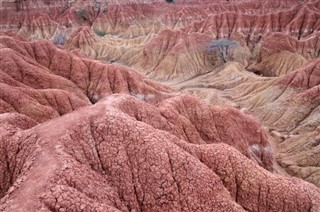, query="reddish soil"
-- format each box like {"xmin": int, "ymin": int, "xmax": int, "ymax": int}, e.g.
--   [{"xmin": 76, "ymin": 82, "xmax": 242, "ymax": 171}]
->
[{"xmin": 1, "ymin": 0, "xmax": 320, "ymax": 211}]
